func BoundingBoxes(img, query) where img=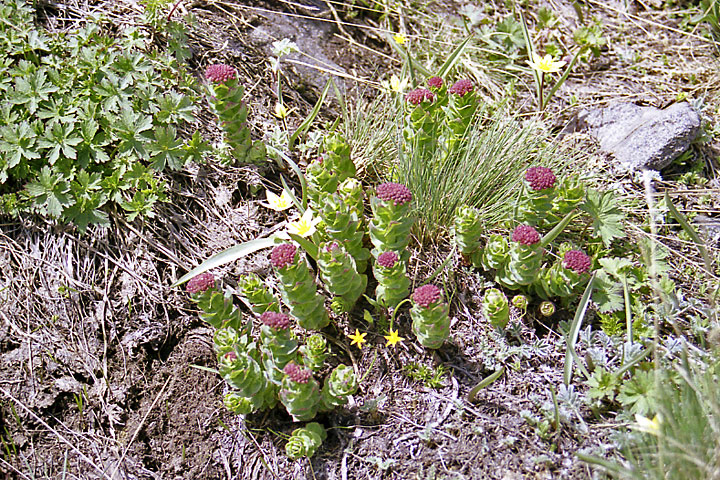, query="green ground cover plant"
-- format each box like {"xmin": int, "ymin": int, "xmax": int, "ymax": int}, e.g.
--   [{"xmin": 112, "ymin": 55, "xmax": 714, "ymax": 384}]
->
[{"xmin": 0, "ymin": 0, "xmax": 206, "ymax": 230}]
